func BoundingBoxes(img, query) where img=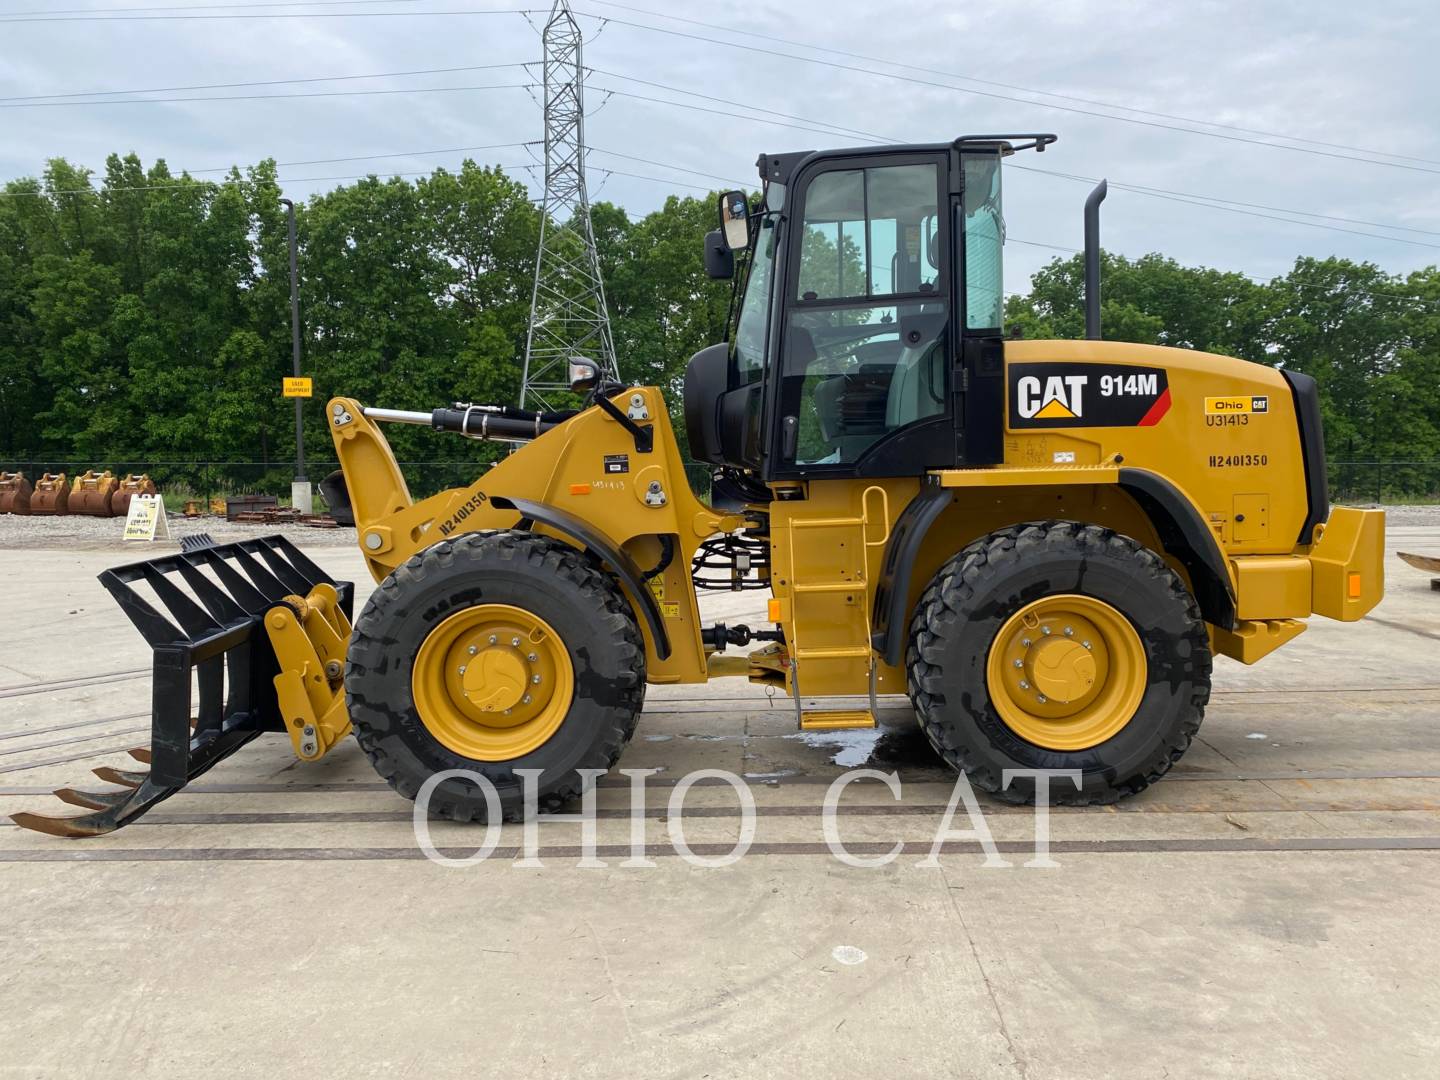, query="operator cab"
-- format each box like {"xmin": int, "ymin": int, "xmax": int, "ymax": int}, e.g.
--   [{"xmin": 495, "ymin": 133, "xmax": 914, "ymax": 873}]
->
[{"xmin": 683, "ymin": 134, "xmax": 1055, "ymax": 493}]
